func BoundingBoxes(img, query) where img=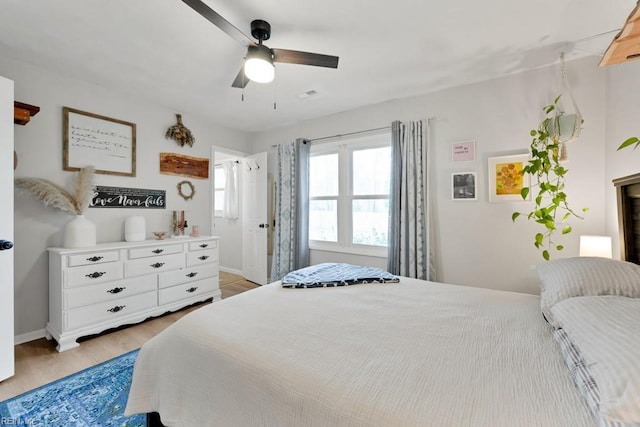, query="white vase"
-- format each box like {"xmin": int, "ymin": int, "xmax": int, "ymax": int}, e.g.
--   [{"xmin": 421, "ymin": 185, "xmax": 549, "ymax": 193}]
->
[
  {"xmin": 125, "ymin": 216, "xmax": 146, "ymax": 242},
  {"xmin": 63, "ymin": 215, "xmax": 96, "ymax": 248}
]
